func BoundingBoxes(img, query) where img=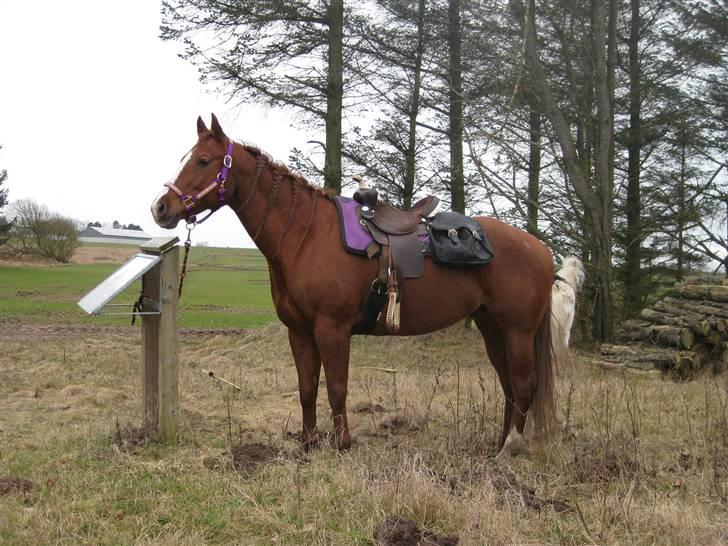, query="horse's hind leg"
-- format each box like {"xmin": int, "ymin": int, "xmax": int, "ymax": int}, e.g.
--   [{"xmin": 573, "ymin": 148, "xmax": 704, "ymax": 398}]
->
[
  {"xmin": 314, "ymin": 317, "xmax": 352, "ymax": 450},
  {"xmin": 496, "ymin": 330, "xmax": 538, "ymax": 459},
  {"xmin": 288, "ymin": 327, "xmax": 322, "ymax": 449},
  {"xmin": 471, "ymin": 309, "xmax": 513, "ymax": 451}
]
